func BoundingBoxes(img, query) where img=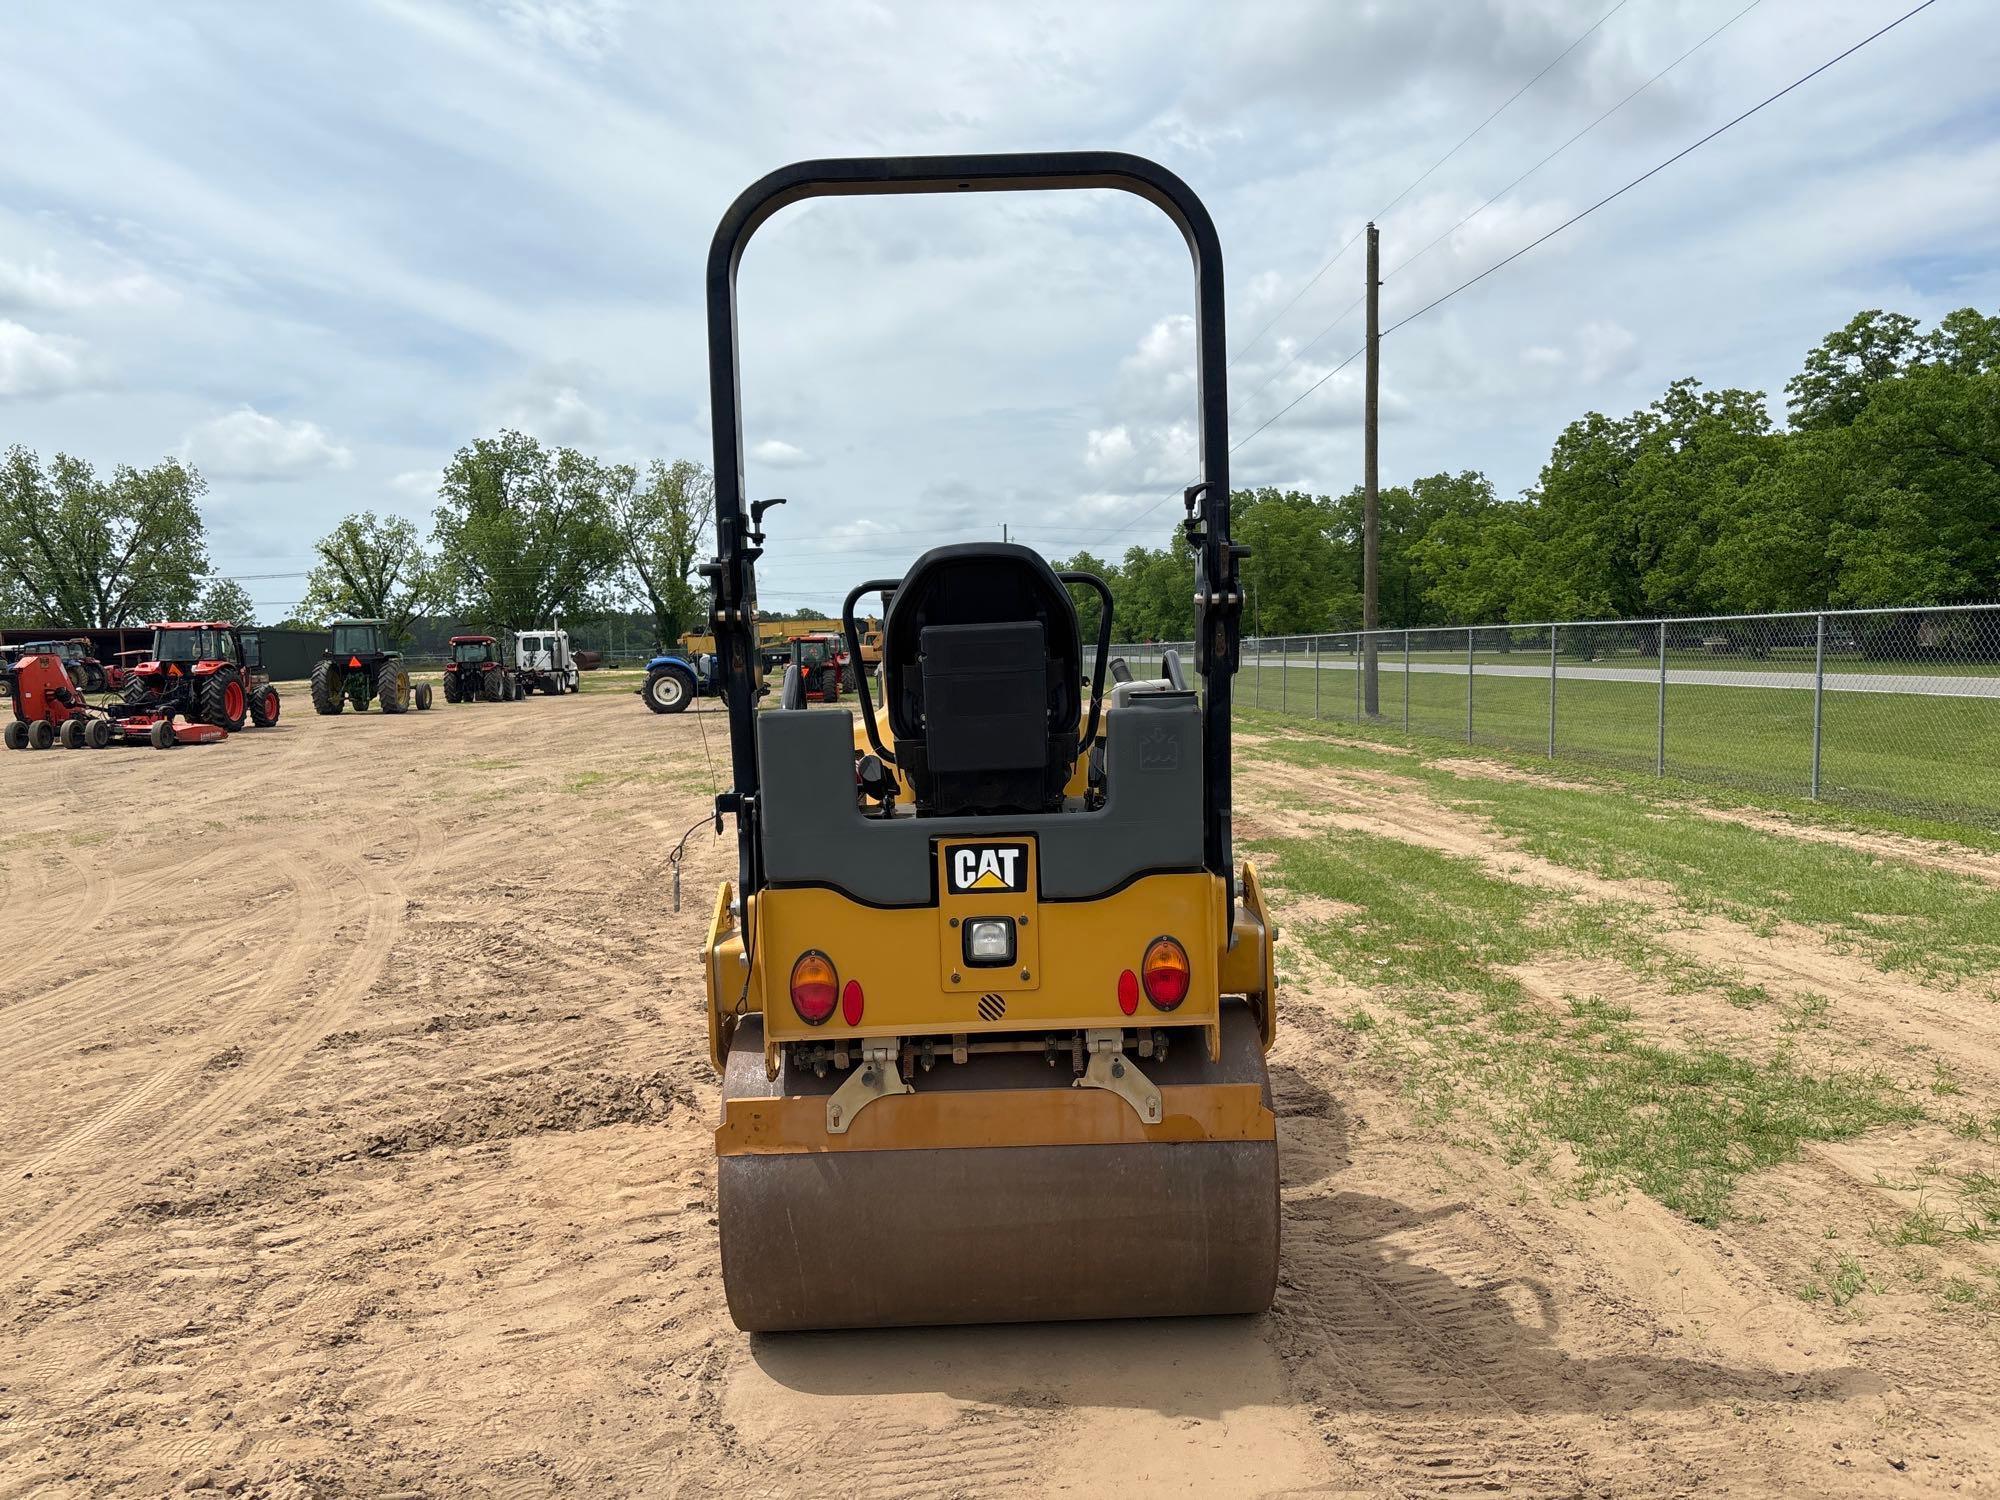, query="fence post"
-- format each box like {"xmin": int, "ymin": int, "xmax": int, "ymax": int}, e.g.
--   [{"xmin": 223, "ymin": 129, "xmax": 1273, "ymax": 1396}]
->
[
  {"xmin": 1465, "ymin": 628, "xmax": 1474, "ymax": 744},
  {"xmin": 1314, "ymin": 637, "xmax": 1321, "ymax": 719},
  {"xmin": 1655, "ymin": 621, "xmax": 1667, "ymax": 776},
  {"xmin": 1810, "ymin": 612, "xmax": 1826, "ymax": 800},
  {"xmin": 1280, "ymin": 638, "xmax": 1288, "ymax": 714},
  {"xmin": 1548, "ymin": 624, "xmax": 1557, "ymax": 758},
  {"xmin": 1403, "ymin": 630, "xmax": 1411, "ymax": 733},
  {"xmin": 1256, "ymin": 637, "xmax": 1262, "ymax": 703},
  {"xmin": 1353, "ymin": 637, "xmax": 1361, "ymax": 721}
]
